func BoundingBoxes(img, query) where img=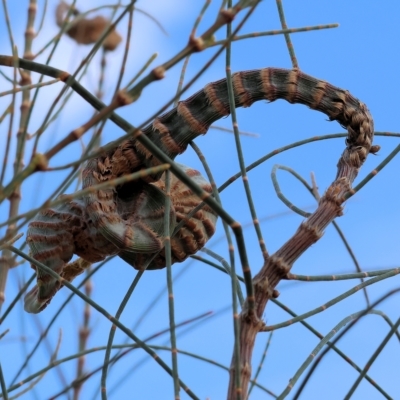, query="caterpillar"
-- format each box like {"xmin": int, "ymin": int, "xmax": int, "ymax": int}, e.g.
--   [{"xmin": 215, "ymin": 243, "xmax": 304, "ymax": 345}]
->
[{"xmin": 24, "ymin": 68, "xmax": 375, "ymax": 313}]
